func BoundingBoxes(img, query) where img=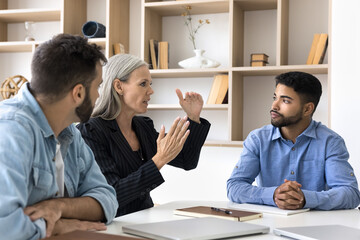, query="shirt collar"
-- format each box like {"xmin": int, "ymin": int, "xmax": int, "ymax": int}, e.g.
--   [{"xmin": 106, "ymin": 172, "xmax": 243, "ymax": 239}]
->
[
  {"xmin": 271, "ymin": 120, "xmax": 317, "ymax": 141},
  {"xmin": 19, "ymin": 83, "xmax": 74, "ymax": 143}
]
